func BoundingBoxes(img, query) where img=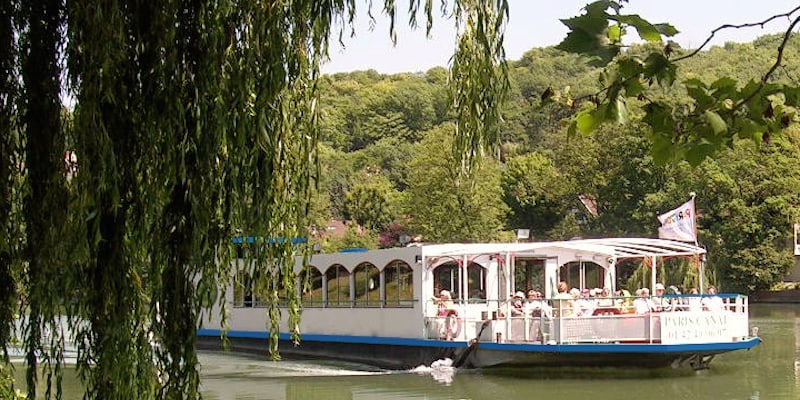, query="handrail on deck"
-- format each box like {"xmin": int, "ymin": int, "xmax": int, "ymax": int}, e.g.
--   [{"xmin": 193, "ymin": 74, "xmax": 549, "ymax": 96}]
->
[{"xmin": 425, "ymin": 294, "xmax": 751, "ymax": 345}]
